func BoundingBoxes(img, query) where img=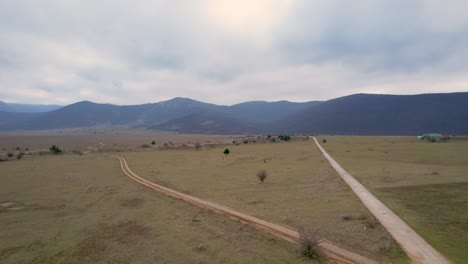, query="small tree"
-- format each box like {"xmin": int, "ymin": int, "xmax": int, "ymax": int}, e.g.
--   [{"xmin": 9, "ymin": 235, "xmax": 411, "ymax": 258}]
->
[
  {"xmin": 256, "ymin": 170, "xmax": 267, "ymax": 183},
  {"xmin": 195, "ymin": 142, "xmax": 201, "ymax": 151},
  {"xmin": 223, "ymin": 148, "xmax": 230, "ymax": 157},
  {"xmin": 50, "ymin": 145, "xmax": 62, "ymax": 155},
  {"xmin": 152, "ymin": 140, "xmax": 156, "ymax": 145}
]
